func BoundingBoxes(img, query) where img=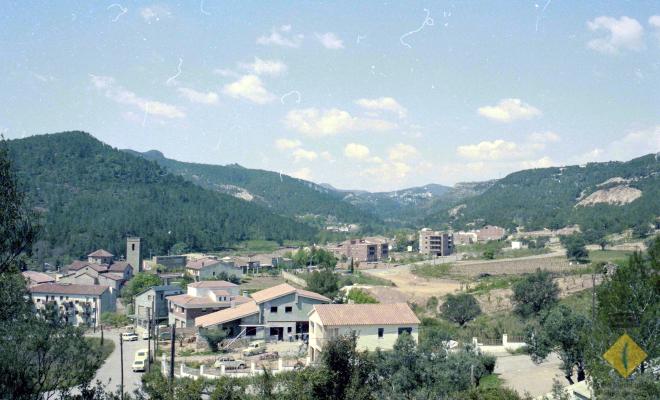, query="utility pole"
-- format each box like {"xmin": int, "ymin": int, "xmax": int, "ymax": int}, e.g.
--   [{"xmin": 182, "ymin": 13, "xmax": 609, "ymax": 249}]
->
[
  {"xmin": 147, "ymin": 308, "xmax": 152, "ymax": 373},
  {"xmin": 119, "ymin": 333, "xmax": 124, "ymax": 400},
  {"xmin": 153, "ymin": 296, "xmax": 158, "ymax": 357},
  {"xmin": 169, "ymin": 325, "xmax": 176, "ymax": 385}
]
